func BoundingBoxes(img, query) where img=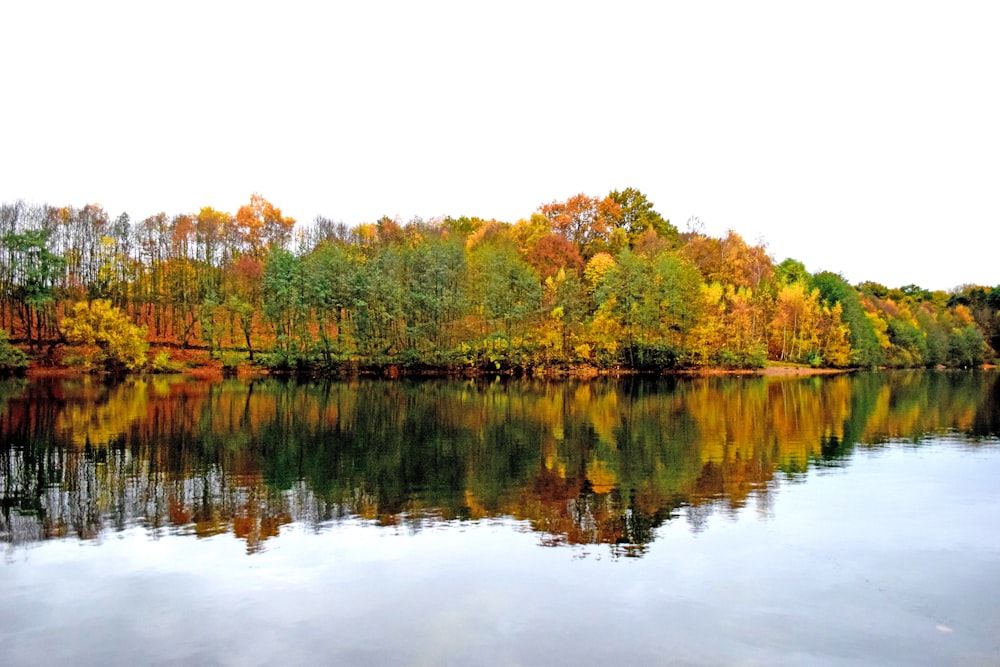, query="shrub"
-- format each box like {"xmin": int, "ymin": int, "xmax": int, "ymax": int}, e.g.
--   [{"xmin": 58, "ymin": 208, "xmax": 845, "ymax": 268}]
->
[
  {"xmin": 62, "ymin": 300, "xmax": 148, "ymax": 372},
  {"xmin": 151, "ymin": 351, "xmax": 183, "ymax": 373},
  {"xmin": 0, "ymin": 329, "xmax": 29, "ymax": 375}
]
